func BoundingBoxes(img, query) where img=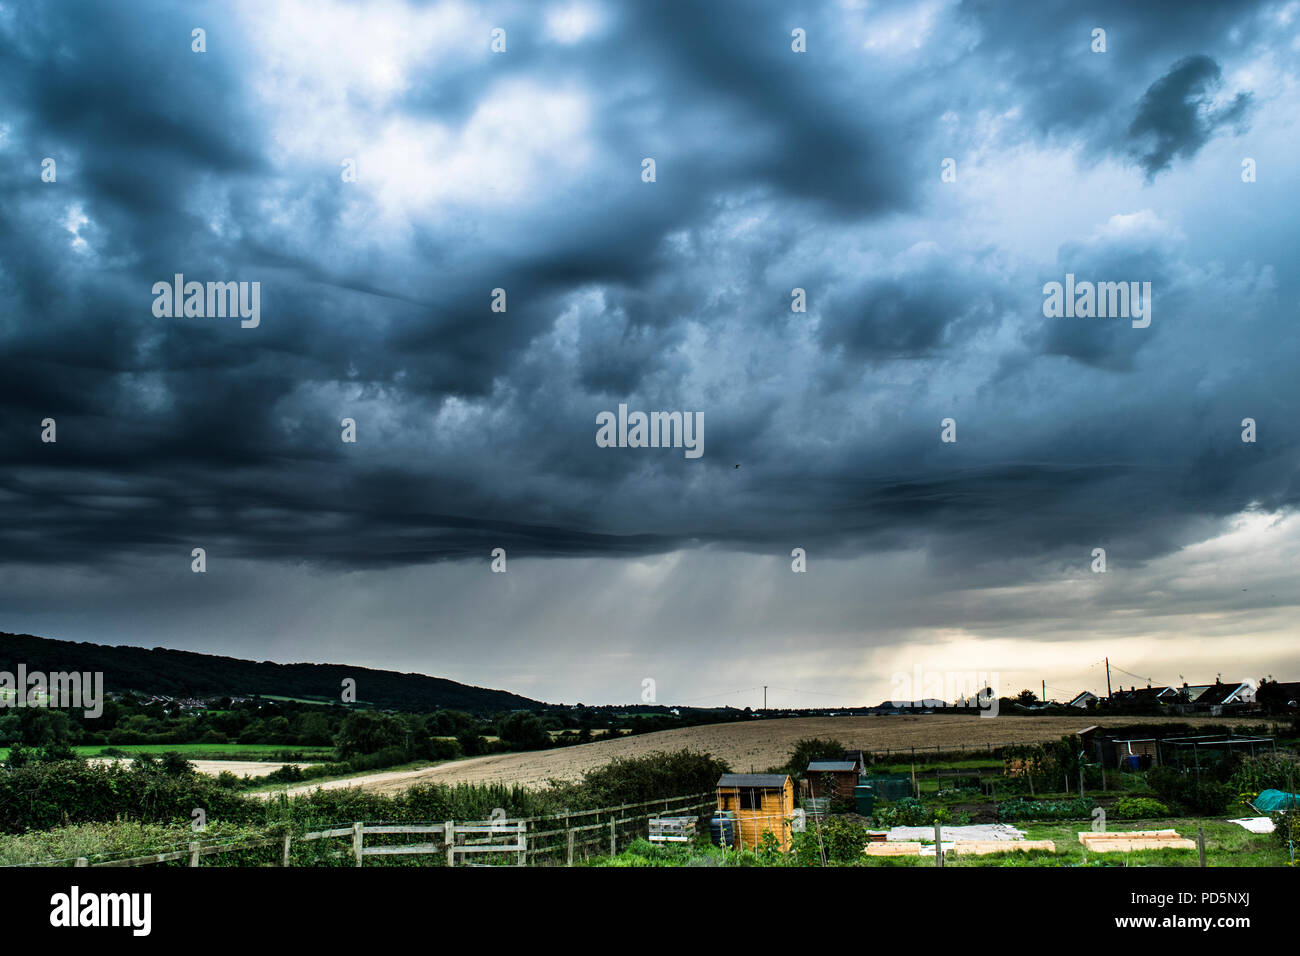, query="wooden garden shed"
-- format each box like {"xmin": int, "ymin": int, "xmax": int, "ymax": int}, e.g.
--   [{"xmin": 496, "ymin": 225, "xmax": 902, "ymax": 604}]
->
[
  {"xmin": 716, "ymin": 773, "xmax": 796, "ymax": 851},
  {"xmin": 805, "ymin": 760, "xmax": 860, "ymax": 801}
]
